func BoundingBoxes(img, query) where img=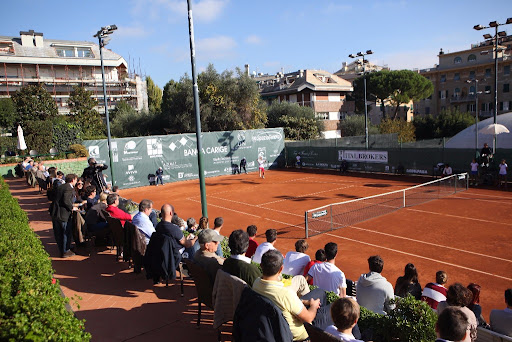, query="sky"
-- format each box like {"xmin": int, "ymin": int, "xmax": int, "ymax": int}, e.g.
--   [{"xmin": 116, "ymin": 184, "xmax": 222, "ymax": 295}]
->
[{"xmin": 1, "ymin": 0, "xmax": 512, "ymax": 88}]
